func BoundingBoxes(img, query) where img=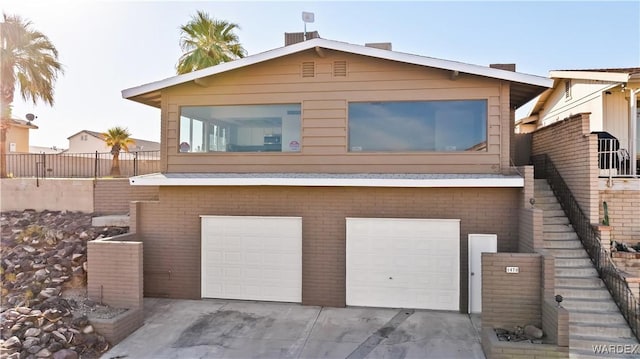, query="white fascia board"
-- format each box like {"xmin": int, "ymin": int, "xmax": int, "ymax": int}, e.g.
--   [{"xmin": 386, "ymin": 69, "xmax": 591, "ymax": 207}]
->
[
  {"xmin": 129, "ymin": 174, "xmax": 524, "ymax": 188},
  {"xmin": 122, "ymin": 38, "xmax": 551, "ymax": 99},
  {"xmin": 549, "ymin": 71, "xmax": 630, "ymax": 83}
]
